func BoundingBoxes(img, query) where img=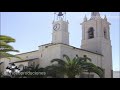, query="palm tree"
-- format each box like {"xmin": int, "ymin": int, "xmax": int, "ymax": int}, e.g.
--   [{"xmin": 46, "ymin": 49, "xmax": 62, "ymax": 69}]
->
[
  {"xmin": 0, "ymin": 35, "xmax": 20, "ymax": 59},
  {"xmin": 46, "ymin": 55, "xmax": 104, "ymax": 78},
  {"xmin": 46, "ymin": 55, "xmax": 83, "ymax": 78}
]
